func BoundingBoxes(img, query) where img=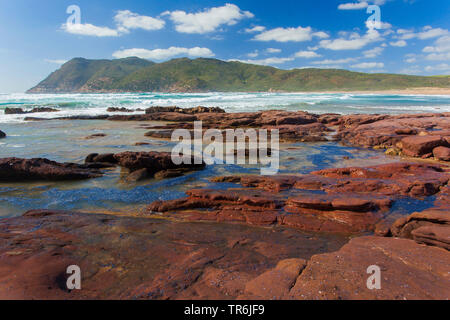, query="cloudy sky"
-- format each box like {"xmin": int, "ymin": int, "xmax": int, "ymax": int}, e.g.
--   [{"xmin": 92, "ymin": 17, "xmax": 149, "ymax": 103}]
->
[{"xmin": 0, "ymin": 0, "xmax": 449, "ymax": 92}]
